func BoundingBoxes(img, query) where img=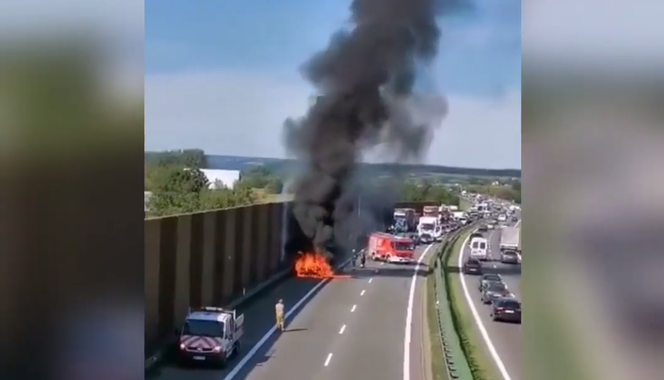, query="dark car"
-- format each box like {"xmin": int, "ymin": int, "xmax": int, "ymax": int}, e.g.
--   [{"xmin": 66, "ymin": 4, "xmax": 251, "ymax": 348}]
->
[
  {"xmin": 500, "ymin": 250, "xmax": 520, "ymax": 264},
  {"xmin": 462, "ymin": 258, "xmax": 482, "ymax": 274},
  {"xmin": 511, "ymin": 216, "xmax": 518, "ymax": 222},
  {"xmin": 477, "ymin": 225, "xmax": 488, "ymax": 232},
  {"xmin": 410, "ymin": 233, "xmax": 422, "ymax": 245},
  {"xmin": 490, "ymin": 298, "xmax": 521, "ymax": 323},
  {"xmin": 481, "ymin": 282, "xmax": 511, "ymax": 304},
  {"xmin": 478, "ymin": 273, "xmax": 503, "ymax": 291},
  {"xmin": 470, "ymin": 232, "xmax": 484, "ymax": 240}
]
